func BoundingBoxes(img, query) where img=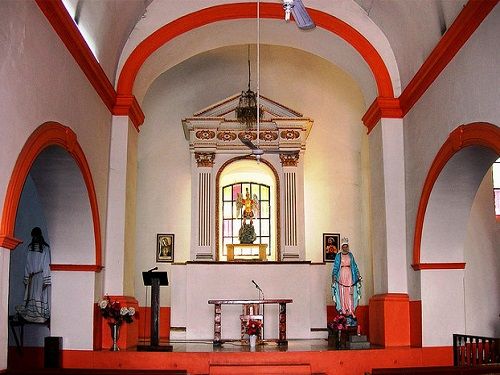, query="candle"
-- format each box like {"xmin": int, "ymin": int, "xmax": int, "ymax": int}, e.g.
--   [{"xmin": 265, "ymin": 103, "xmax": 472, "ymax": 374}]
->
[{"xmin": 357, "ymin": 324, "xmax": 361, "ymax": 336}]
